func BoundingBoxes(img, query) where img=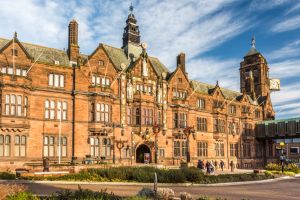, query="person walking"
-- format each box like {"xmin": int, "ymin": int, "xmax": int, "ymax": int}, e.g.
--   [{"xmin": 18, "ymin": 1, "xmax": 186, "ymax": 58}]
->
[
  {"xmin": 197, "ymin": 159, "xmax": 203, "ymax": 170},
  {"xmin": 206, "ymin": 161, "xmax": 211, "ymax": 175},
  {"xmin": 214, "ymin": 160, "xmax": 218, "ymax": 171},
  {"xmin": 220, "ymin": 160, "xmax": 225, "ymax": 171}
]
